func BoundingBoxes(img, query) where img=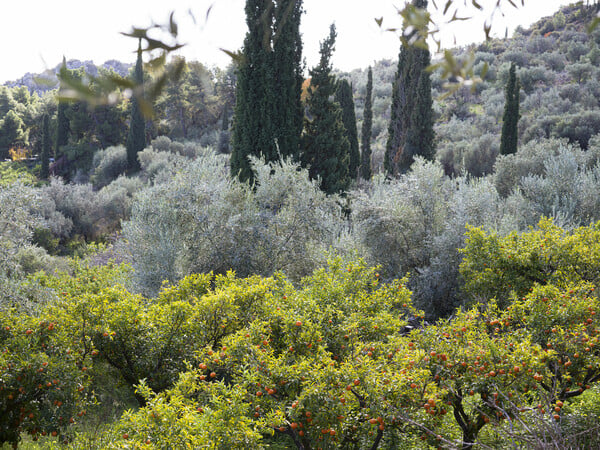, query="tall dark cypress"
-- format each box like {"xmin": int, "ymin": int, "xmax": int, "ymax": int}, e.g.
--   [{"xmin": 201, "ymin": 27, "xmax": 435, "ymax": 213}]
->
[
  {"xmin": 126, "ymin": 40, "xmax": 146, "ymax": 173},
  {"xmin": 231, "ymin": 0, "xmax": 303, "ymax": 182},
  {"xmin": 217, "ymin": 104, "xmax": 231, "ymax": 154},
  {"xmin": 360, "ymin": 66, "xmax": 373, "ymax": 180},
  {"xmin": 300, "ymin": 24, "xmax": 350, "ymax": 194},
  {"xmin": 273, "ymin": 0, "xmax": 304, "ymax": 158},
  {"xmin": 335, "ymin": 79, "xmax": 360, "ymax": 179},
  {"xmin": 55, "ymin": 57, "xmax": 70, "ymax": 159},
  {"xmin": 40, "ymin": 114, "xmax": 51, "ymax": 180},
  {"xmin": 385, "ymin": 0, "xmax": 434, "ymax": 176},
  {"xmin": 231, "ymin": 0, "xmax": 277, "ymax": 182},
  {"xmin": 500, "ymin": 63, "xmax": 520, "ymax": 155}
]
